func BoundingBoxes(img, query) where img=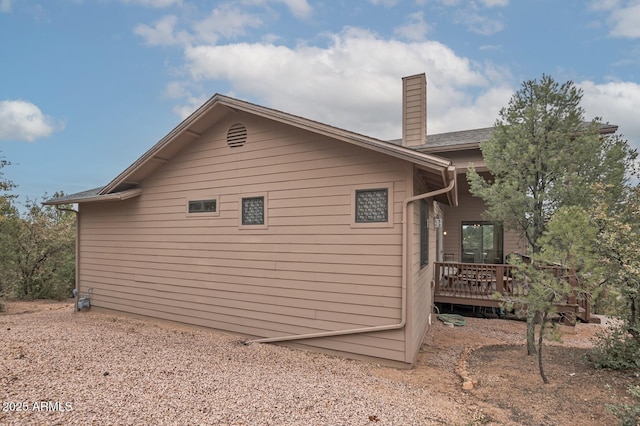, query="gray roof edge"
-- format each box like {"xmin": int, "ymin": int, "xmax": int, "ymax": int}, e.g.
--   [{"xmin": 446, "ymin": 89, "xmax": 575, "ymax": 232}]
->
[{"xmin": 43, "ymin": 187, "xmax": 104, "ymax": 205}]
